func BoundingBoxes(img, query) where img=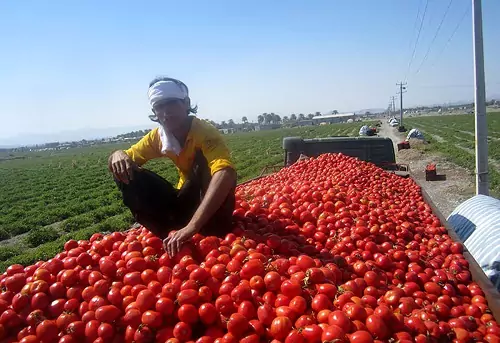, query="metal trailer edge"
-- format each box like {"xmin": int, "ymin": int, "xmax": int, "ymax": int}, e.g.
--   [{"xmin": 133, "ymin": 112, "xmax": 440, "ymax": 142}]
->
[{"xmin": 415, "ymin": 178, "xmax": 500, "ymax": 321}]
